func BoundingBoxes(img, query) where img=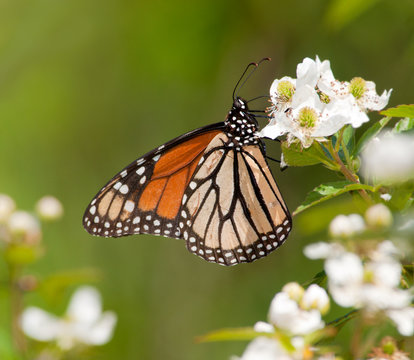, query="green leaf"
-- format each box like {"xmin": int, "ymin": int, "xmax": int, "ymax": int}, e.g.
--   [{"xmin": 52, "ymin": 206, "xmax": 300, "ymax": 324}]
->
[
  {"xmin": 352, "ymin": 117, "xmax": 391, "ymax": 156},
  {"xmin": 380, "ymin": 104, "xmax": 414, "ymax": 118},
  {"xmin": 293, "ymin": 181, "xmax": 377, "ymax": 216},
  {"xmin": 281, "ymin": 141, "xmax": 332, "ymax": 167},
  {"xmin": 196, "ymin": 327, "xmax": 263, "ymax": 343},
  {"xmin": 392, "ymin": 117, "xmax": 414, "ymax": 133}
]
